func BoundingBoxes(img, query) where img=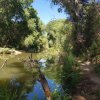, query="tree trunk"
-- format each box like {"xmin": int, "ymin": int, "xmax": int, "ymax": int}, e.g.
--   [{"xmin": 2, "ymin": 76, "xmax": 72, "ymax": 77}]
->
[{"xmin": 38, "ymin": 68, "xmax": 51, "ymax": 100}]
